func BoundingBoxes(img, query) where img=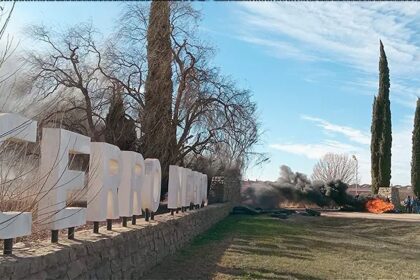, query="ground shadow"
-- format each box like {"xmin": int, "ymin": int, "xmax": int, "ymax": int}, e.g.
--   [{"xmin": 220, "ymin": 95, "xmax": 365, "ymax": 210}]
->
[
  {"xmin": 143, "ymin": 214, "xmax": 318, "ymax": 279},
  {"xmin": 143, "ymin": 213, "xmax": 420, "ymax": 279}
]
